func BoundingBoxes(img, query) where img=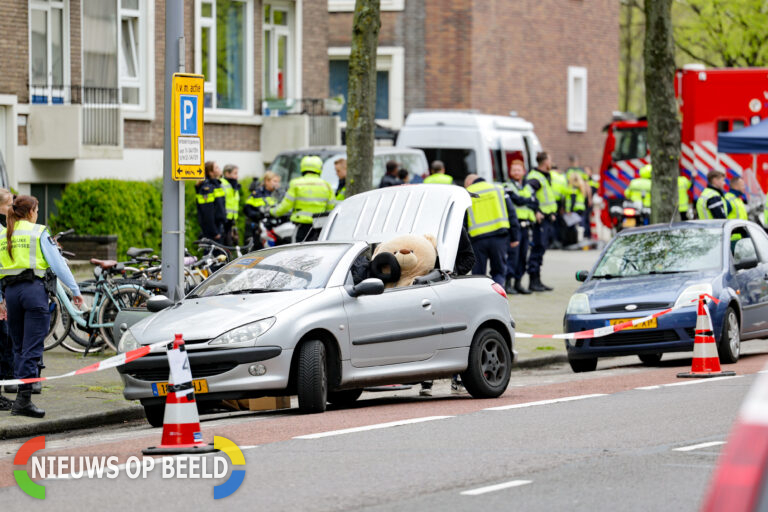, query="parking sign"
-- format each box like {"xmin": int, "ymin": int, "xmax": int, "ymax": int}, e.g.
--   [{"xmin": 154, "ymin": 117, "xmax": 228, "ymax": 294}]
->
[{"xmin": 171, "ymin": 74, "xmax": 205, "ymax": 180}]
